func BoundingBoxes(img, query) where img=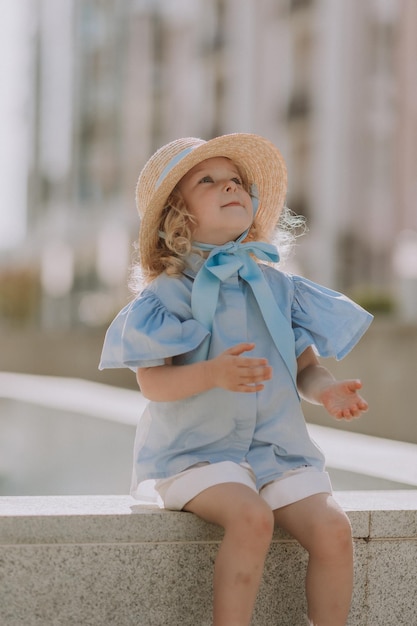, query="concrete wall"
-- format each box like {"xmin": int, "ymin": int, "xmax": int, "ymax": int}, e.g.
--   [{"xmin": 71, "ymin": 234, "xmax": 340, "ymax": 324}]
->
[
  {"xmin": 1, "ymin": 492, "xmax": 416, "ymax": 626},
  {"xmin": 0, "ymin": 318, "xmax": 416, "ymax": 443}
]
